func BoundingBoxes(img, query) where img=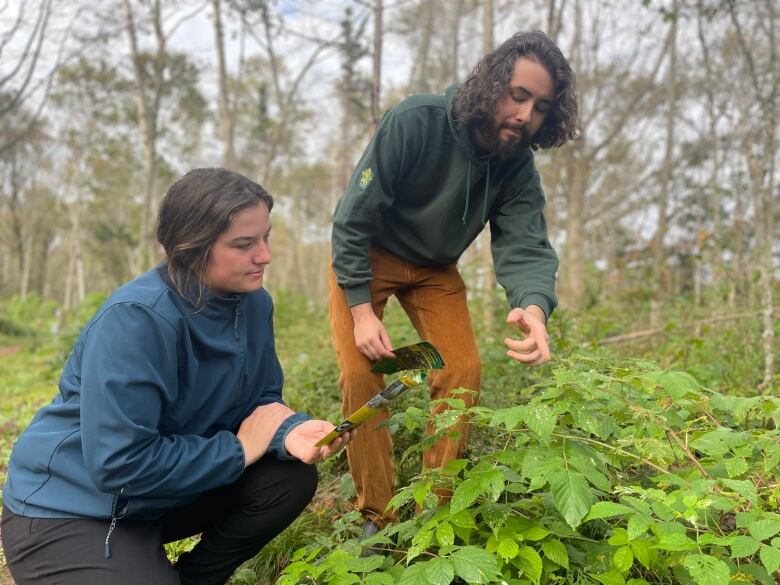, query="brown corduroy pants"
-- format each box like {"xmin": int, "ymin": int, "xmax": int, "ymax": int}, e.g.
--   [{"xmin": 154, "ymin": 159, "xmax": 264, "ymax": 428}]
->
[{"xmin": 328, "ymin": 246, "xmax": 481, "ymax": 523}]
